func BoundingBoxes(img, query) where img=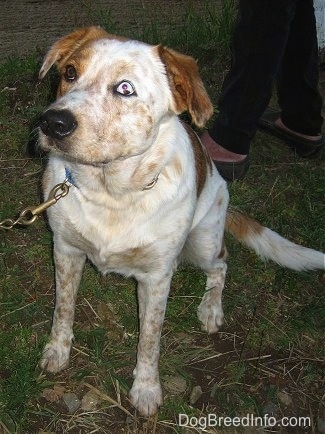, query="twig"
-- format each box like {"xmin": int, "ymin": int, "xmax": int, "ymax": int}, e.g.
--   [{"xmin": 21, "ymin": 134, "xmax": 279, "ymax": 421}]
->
[{"xmin": 84, "ymin": 382, "xmax": 134, "ymax": 419}]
